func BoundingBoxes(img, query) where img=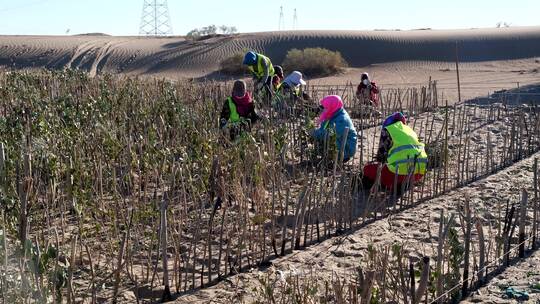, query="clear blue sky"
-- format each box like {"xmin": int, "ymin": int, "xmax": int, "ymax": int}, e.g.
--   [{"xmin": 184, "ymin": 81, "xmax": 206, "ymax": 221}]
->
[{"xmin": 0, "ymin": 0, "xmax": 539, "ymax": 36}]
